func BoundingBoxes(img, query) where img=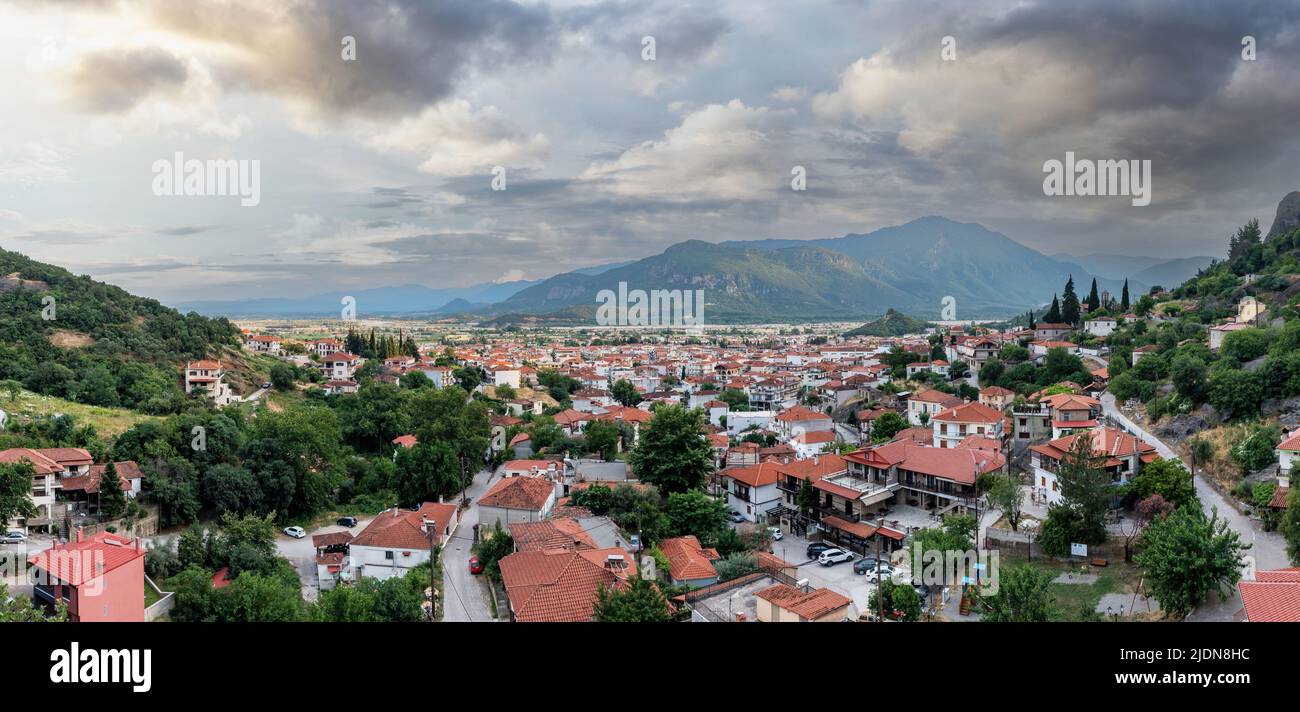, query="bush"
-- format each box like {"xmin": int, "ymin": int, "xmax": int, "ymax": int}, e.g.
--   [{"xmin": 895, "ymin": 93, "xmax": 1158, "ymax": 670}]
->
[{"xmin": 144, "ymin": 540, "xmax": 182, "ymax": 579}]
